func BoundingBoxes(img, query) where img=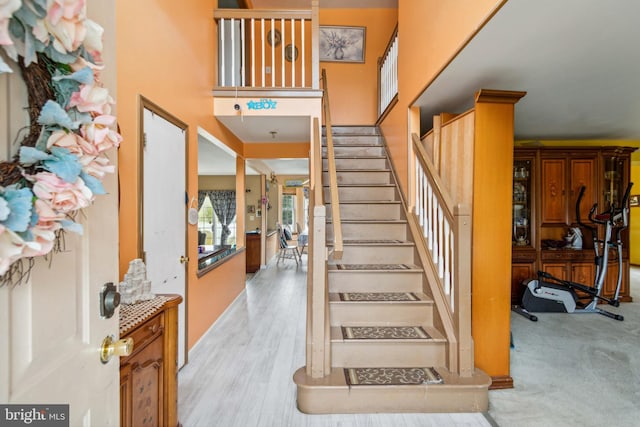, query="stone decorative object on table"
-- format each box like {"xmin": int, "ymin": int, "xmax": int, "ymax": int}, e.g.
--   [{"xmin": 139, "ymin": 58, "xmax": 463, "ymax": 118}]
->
[{"xmin": 119, "ymin": 259, "xmax": 155, "ymax": 305}]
